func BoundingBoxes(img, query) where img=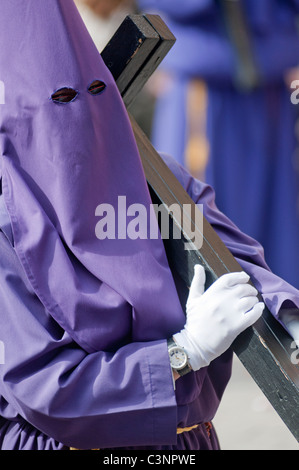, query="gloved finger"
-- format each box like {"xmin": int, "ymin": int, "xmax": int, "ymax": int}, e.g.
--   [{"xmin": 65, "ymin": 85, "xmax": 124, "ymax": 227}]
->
[
  {"xmin": 232, "ymin": 283, "xmax": 259, "ymax": 299},
  {"xmin": 215, "ymin": 271, "xmax": 250, "ymax": 289},
  {"xmin": 242, "ymin": 302, "xmax": 265, "ymax": 329},
  {"xmin": 238, "ymin": 295, "xmax": 259, "ymax": 314},
  {"xmin": 284, "ymin": 319, "xmax": 299, "ymax": 346},
  {"xmin": 188, "ymin": 264, "xmax": 206, "ymax": 299}
]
